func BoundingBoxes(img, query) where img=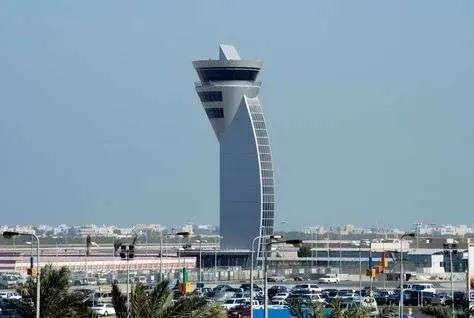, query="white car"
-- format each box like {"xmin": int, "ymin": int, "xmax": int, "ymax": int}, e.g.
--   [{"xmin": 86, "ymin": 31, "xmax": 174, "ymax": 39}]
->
[
  {"xmin": 221, "ymin": 298, "xmax": 248, "ymax": 310},
  {"xmin": 0, "ymin": 291, "xmax": 22, "ymax": 300},
  {"xmin": 271, "ymin": 292, "xmax": 289, "ymax": 302},
  {"xmin": 291, "ymin": 284, "xmax": 322, "ymax": 293},
  {"xmin": 247, "ymin": 299, "xmax": 263, "ymax": 309},
  {"xmin": 410, "ymin": 283, "xmax": 436, "ymax": 294},
  {"xmin": 309, "ymin": 293, "xmax": 326, "ymax": 303},
  {"xmin": 318, "ymin": 275, "xmax": 340, "ymax": 284},
  {"xmin": 90, "ymin": 303, "xmax": 116, "ymax": 316}
]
